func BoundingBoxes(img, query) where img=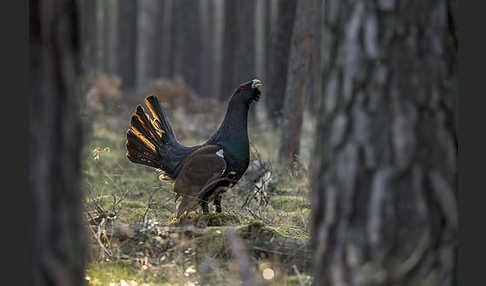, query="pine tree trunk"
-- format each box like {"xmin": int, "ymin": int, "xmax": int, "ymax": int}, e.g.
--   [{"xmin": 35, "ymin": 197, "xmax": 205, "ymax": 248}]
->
[
  {"xmin": 152, "ymin": 0, "xmax": 165, "ymax": 79},
  {"xmin": 212, "ymin": 0, "xmax": 225, "ymax": 100},
  {"xmin": 307, "ymin": 0, "xmax": 323, "ymax": 115},
  {"xmin": 265, "ymin": 0, "xmax": 297, "ymax": 127},
  {"xmin": 80, "ymin": 0, "xmax": 97, "ymax": 71},
  {"xmin": 137, "ymin": 0, "xmax": 159, "ymax": 88},
  {"xmin": 263, "ymin": 0, "xmax": 272, "ymax": 86},
  {"xmin": 200, "ymin": 0, "xmax": 215, "ymax": 98},
  {"xmin": 95, "ymin": 0, "xmax": 105, "ymax": 72},
  {"xmin": 220, "ymin": 0, "xmax": 256, "ymax": 101},
  {"xmin": 219, "ymin": 0, "xmax": 238, "ymax": 100},
  {"xmin": 169, "ymin": 0, "xmax": 183, "ymax": 78},
  {"xmin": 171, "ymin": 0, "xmax": 201, "ymax": 92},
  {"xmin": 103, "ymin": 0, "xmax": 118, "ymax": 75},
  {"xmin": 117, "ymin": 0, "xmax": 138, "ymax": 90},
  {"xmin": 30, "ymin": 1, "xmax": 86, "ymax": 285},
  {"xmin": 159, "ymin": 0, "xmax": 172, "ymax": 79},
  {"xmin": 310, "ymin": 0, "xmax": 457, "ymax": 285},
  {"xmin": 278, "ymin": 0, "xmax": 315, "ymax": 166}
]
